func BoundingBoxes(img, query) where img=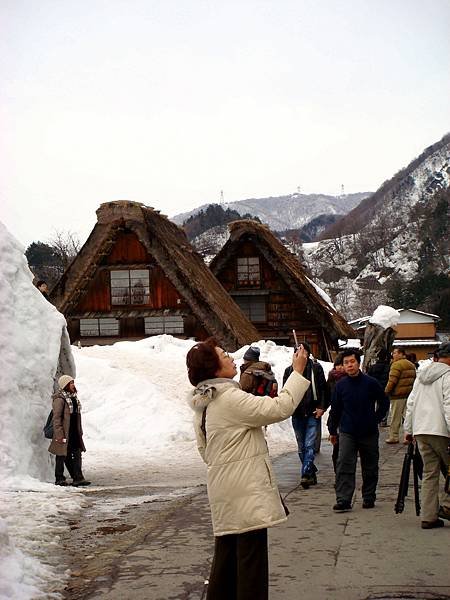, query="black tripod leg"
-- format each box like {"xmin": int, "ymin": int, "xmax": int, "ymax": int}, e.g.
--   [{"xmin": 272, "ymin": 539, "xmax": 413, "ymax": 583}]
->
[{"xmin": 413, "ymin": 454, "xmax": 421, "ymax": 516}]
